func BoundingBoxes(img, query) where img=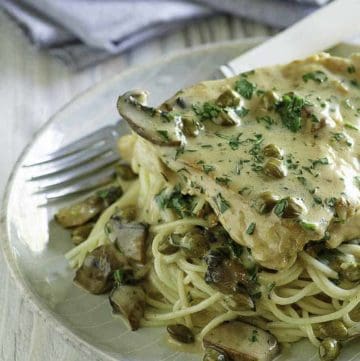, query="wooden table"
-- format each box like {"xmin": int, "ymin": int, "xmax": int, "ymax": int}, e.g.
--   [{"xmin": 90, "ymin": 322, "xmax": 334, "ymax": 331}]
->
[{"xmin": 0, "ymin": 11, "xmax": 274, "ymax": 361}]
